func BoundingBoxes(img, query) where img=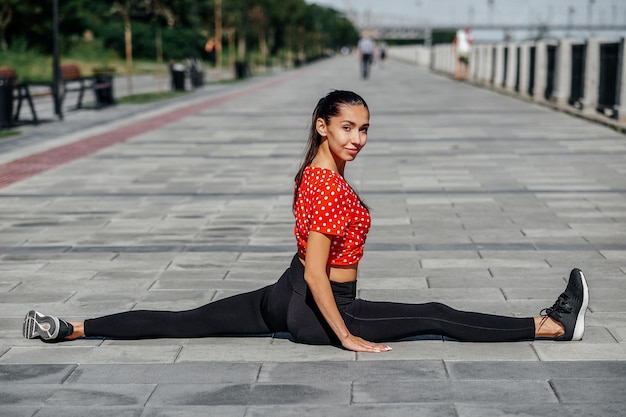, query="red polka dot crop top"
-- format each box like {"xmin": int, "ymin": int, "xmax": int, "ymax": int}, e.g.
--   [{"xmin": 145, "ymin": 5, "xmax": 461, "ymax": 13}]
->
[{"xmin": 294, "ymin": 166, "xmax": 371, "ymax": 266}]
